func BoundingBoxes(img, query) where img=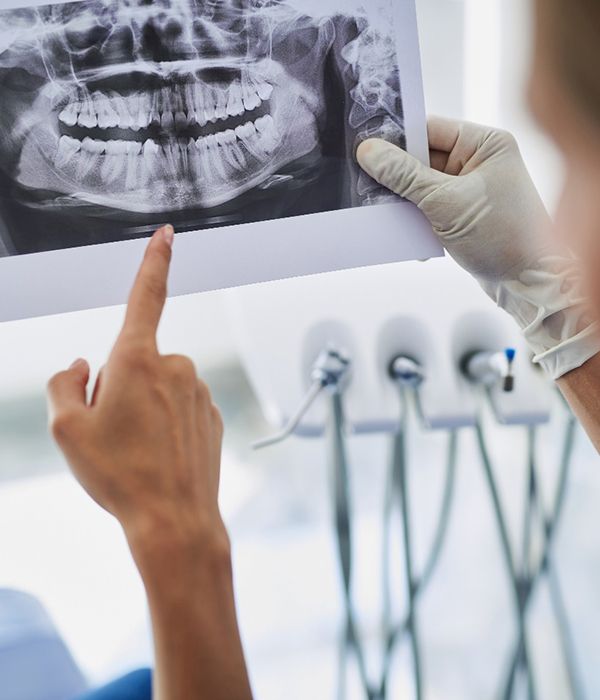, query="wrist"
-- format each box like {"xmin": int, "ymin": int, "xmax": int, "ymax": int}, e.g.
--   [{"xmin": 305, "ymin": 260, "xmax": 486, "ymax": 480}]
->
[
  {"xmin": 481, "ymin": 262, "xmax": 600, "ymax": 379},
  {"xmin": 124, "ymin": 510, "xmax": 232, "ymax": 587},
  {"xmin": 531, "ymin": 324, "xmax": 600, "ymax": 379},
  {"xmin": 127, "ymin": 514, "xmax": 252, "ymax": 700}
]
